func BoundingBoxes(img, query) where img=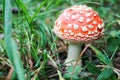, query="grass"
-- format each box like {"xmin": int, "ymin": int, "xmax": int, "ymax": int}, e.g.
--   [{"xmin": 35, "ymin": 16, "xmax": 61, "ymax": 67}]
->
[
  {"xmin": 4, "ymin": 0, "xmax": 25, "ymax": 80},
  {"xmin": 0, "ymin": 0, "xmax": 120, "ymax": 80}
]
